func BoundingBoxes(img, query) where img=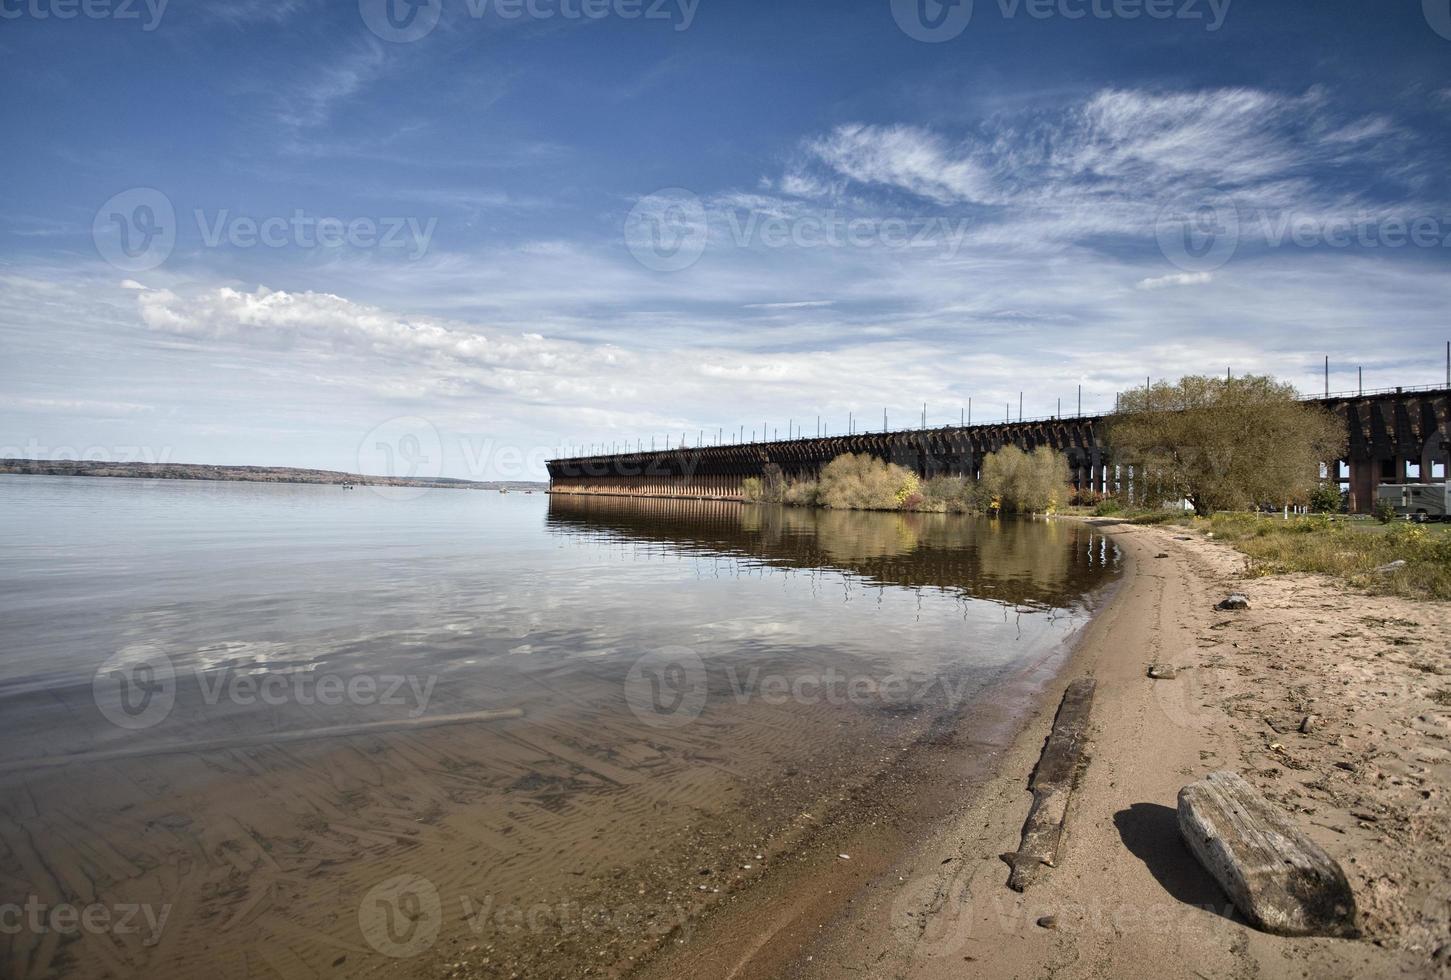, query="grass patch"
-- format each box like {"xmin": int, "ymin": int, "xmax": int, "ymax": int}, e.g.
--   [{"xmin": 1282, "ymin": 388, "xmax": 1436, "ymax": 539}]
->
[{"xmin": 1204, "ymin": 513, "xmax": 1451, "ymax": 602}]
